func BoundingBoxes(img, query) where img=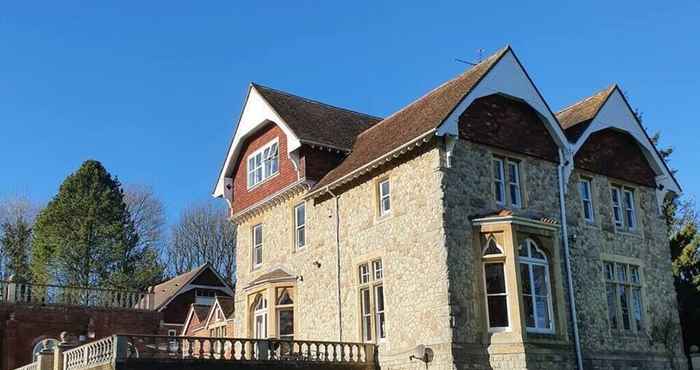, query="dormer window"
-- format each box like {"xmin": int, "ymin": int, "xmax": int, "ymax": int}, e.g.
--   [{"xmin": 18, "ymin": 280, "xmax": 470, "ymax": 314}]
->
[{"xmin": 247, "ymin": 139, "xmax": 279, "ymax": 189}]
